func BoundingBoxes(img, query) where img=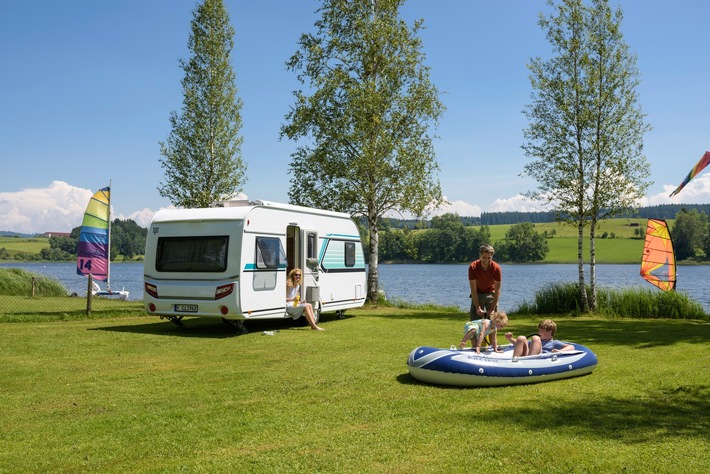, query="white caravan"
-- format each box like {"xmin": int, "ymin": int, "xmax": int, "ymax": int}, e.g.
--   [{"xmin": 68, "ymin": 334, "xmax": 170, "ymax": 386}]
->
[{"xmin": 143, "ymin": 200, "xmax": 367, "ymax": 330}]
